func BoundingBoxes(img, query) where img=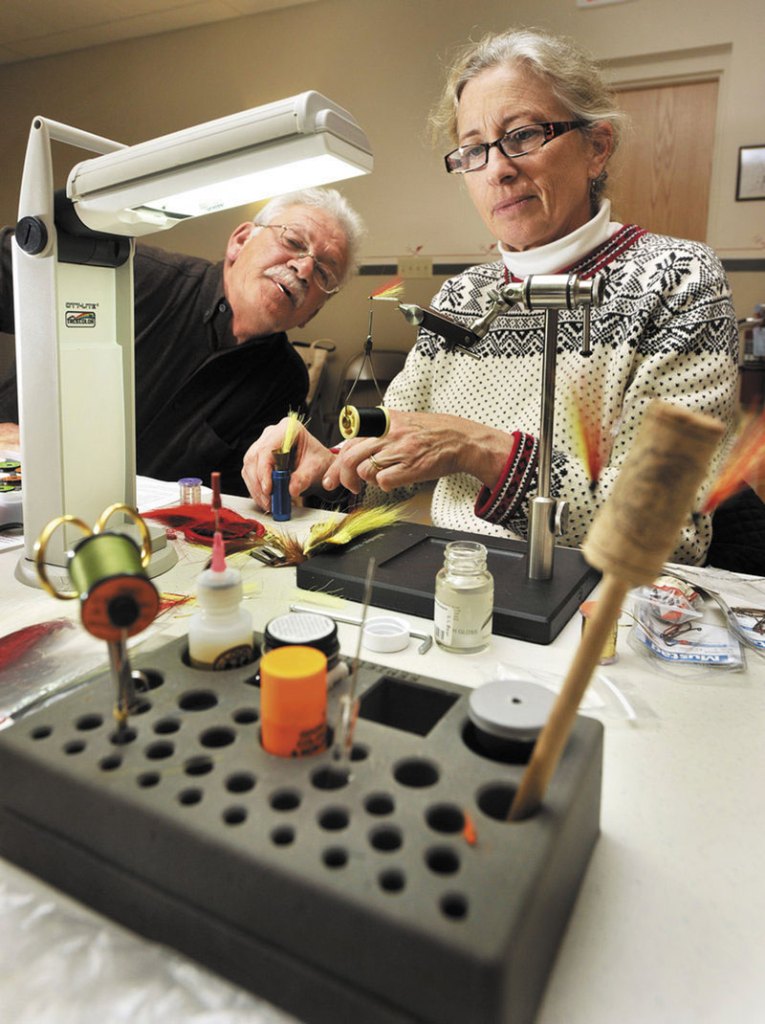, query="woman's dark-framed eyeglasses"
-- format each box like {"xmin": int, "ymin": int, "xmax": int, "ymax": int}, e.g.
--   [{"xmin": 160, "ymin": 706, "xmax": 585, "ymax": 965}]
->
[
  {"xmin": 444, "ymin": 120, "xmax": 587, "ymax": 175},
  {"xmin": 264, "ymin": 223, "xmax": 340, "ymax": 293}
]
